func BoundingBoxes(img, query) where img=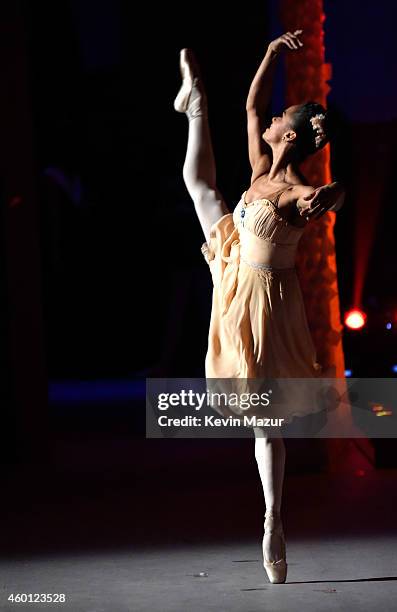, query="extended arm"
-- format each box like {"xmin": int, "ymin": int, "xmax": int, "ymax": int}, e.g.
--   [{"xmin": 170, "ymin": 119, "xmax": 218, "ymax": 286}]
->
[
  {"xmin": 295, "ymin": 182, "xmax": 346, "ymax": 220},
  {"xmin": 245, "ymin": 45, "xmax": 278, "ymax": 177},
  {"xmin": 246, "ymin": 31, "xmax": 303, "ymax": 183}
]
